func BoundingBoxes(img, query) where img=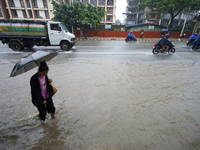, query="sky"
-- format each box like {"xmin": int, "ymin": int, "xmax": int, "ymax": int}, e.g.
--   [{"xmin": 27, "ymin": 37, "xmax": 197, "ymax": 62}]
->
[{"xmin": 116, "ymin": 0, "xmax": 127, "ymax": 23}]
